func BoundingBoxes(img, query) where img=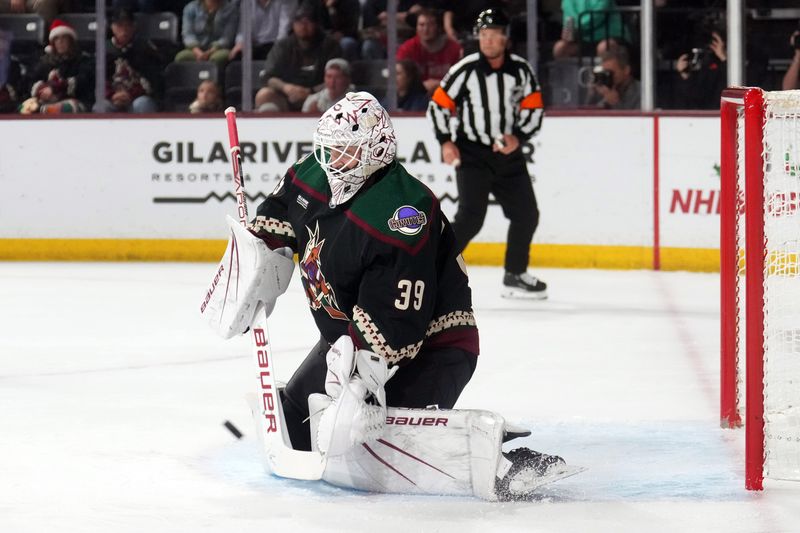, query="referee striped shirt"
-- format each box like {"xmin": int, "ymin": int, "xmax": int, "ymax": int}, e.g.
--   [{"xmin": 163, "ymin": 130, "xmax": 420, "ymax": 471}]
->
[{"xmin": 427, "ymin": 51, "xmax": 544, "ymax": 147}]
